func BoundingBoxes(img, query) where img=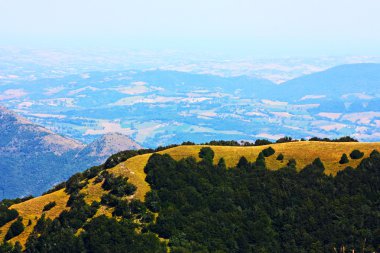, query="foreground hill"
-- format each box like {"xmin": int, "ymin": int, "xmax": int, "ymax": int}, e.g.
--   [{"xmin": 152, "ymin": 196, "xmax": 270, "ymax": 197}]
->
[
  {"xmin": 1, "ymin": 141, "xmax": 379, "ymax": 249},
  {"xmin": 0, "ymin": 107, "xmax": 142, "ymax": 199}
]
